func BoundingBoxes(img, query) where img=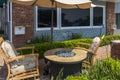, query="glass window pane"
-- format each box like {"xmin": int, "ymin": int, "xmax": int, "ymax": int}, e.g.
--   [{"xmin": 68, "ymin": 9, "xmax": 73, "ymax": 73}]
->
[
  {"xmin": 116, "ymin": 14, "xmax": 120, "ymax": 29},
  {"xmin": 38, "ymin": 7, "xmax": 57, "ymax": 28},
  {"xmin": 93, "ymin": 7, "xmax": 103, "ymax": 26},
  {"xmin": 62, "ymin": 8, "xmax": 90, "ymax": 27}
]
